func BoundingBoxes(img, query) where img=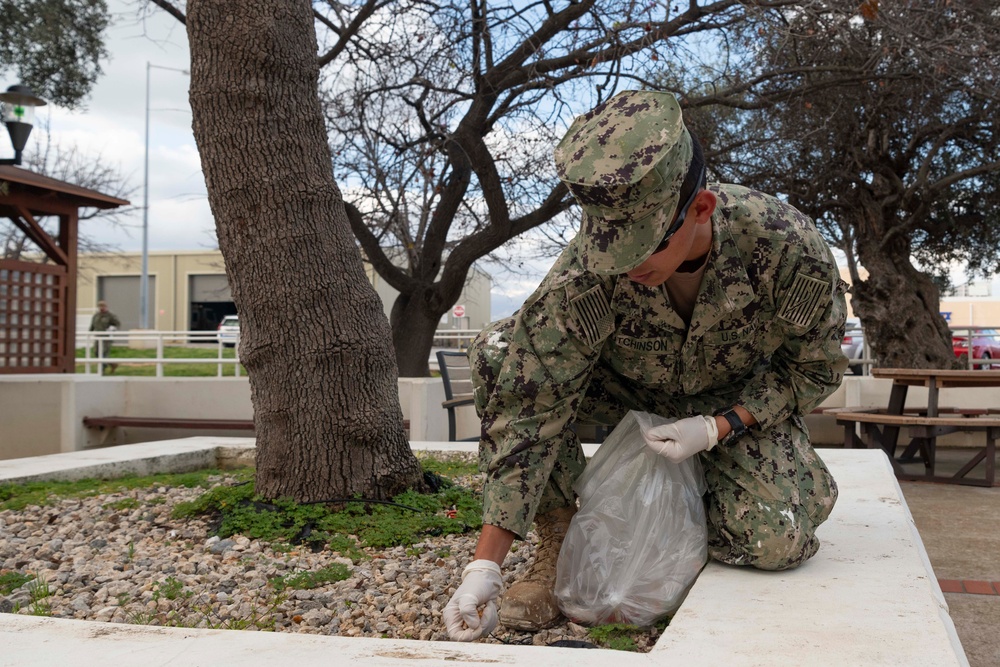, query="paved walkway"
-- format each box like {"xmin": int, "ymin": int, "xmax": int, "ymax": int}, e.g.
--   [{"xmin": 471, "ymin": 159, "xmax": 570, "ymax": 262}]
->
[{"xmin": 869, "ymin": 448, "xmax": 999, "ymax": 667}]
